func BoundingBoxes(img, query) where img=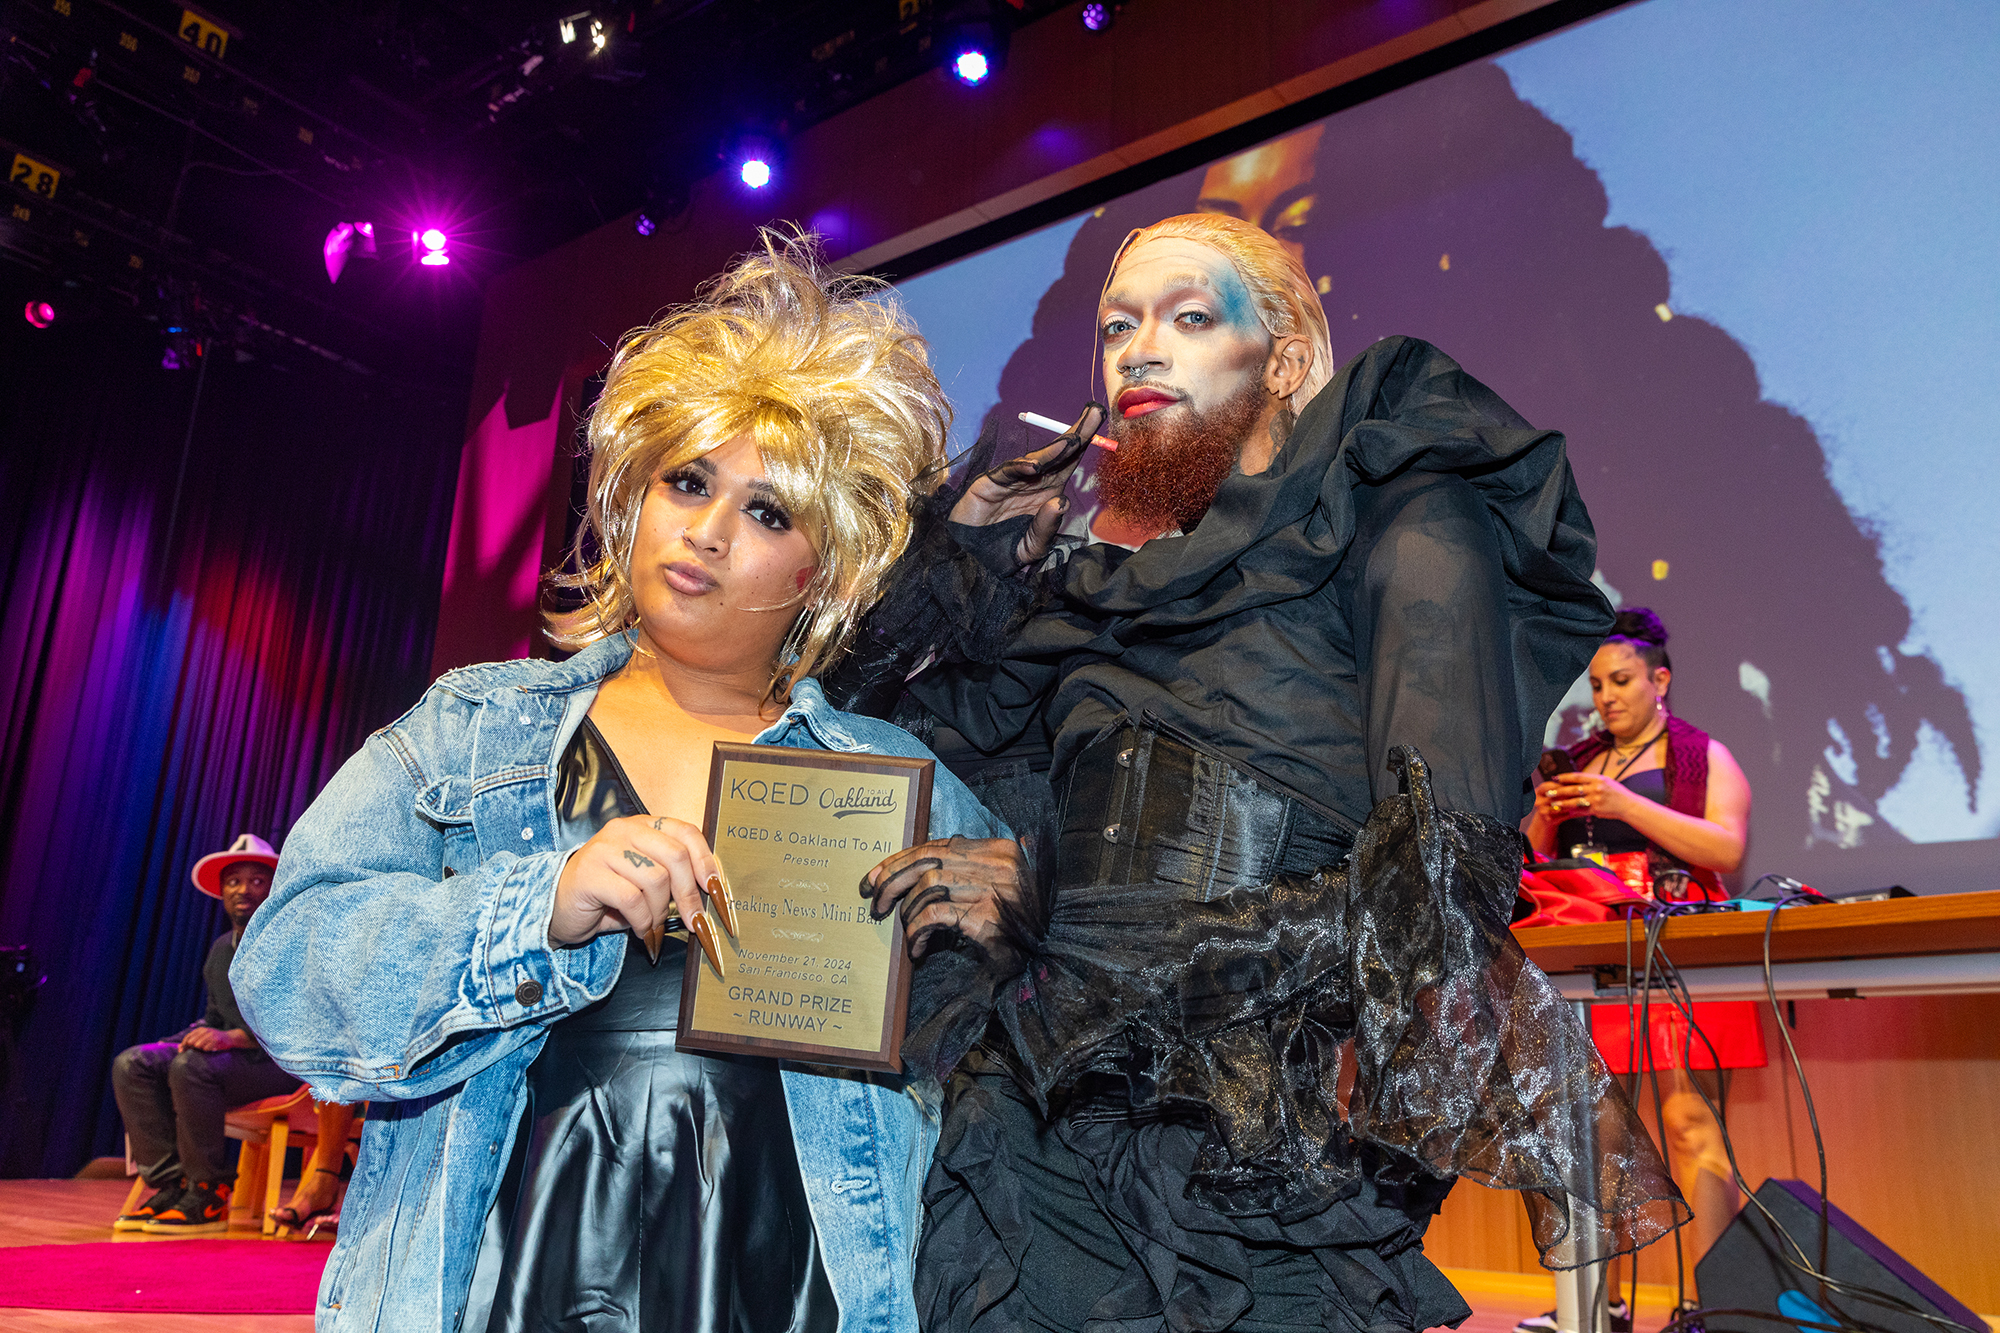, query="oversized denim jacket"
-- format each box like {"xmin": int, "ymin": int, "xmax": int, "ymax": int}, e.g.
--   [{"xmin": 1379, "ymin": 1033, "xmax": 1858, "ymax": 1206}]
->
[{"xmin": 231, "ymin": 632, "xmax": 1006, "ymax": 1333}]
